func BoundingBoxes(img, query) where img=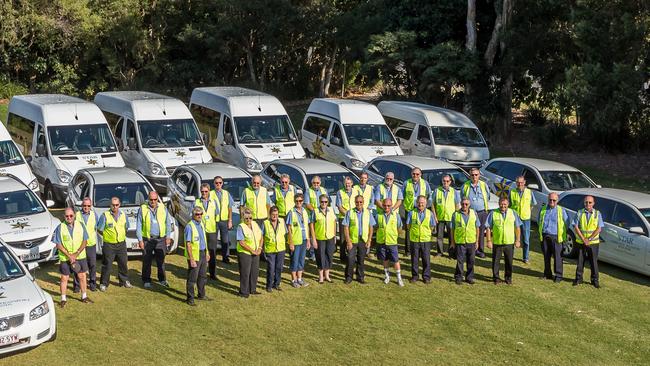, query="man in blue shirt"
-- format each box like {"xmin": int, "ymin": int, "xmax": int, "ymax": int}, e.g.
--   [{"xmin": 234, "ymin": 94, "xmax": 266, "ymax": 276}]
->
[
  {"xmin": 136, "ymin": 191, "xmax": 173, "ymax": 289},
  {"xmin": 450, "ymin": 198, "xmax": 481, "ymax": 285},
  {"xmin": 342, "ymin": 195, "xmax": 376, "ymax": 284},
  {"xmin": 185, "ymin": 206, "xmax": 210, "ymax": 306},
  {"xmin": 462, "ymin": 168, "xmax": 491, "ymax": 258},
  {"xmin": 538, "ymin": 192, "xmax": 571, "ymax": 283},
  {"xmin": 406, "ymin": 196, "xmax": 437, "ymax": 283},
  {"xmin": 53, "ymin": 207, "xmax": 91, "ymax": 307},
  {"xmin": 73, "ymin": 197, "xmax": 99, "ymax": 293},
  {"xmin": 374, "ymin": 172, "xmax": 403, "ymax": 214},
  {"xmin": 212, "ymin": 176, "xmax": 235, "ymax": 264},
  {"xmin": 485, "ymin": 197, "xmax": 522, "ymax": 285},
  {"xmin": 572, "ymin": 195, "xmax": 605, "ymax": 288}
]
